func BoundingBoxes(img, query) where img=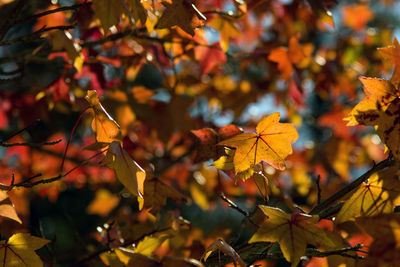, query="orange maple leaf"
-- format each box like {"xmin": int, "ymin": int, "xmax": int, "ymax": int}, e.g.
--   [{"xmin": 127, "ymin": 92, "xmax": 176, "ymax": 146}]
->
[
  {"xmin": 249, "ymin": 206, "xmax": 336, "ymax": 267},
  {"xmin": 218, "ymin": 112, "xmax": 298, "ymax": 173},
  {"xmin": 86, "ymin": 90, "xmax": 121, "ymax": 145},
  {"xmin": 345, "ymin": 77, "xmax": 400, "ymax": 157}
]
